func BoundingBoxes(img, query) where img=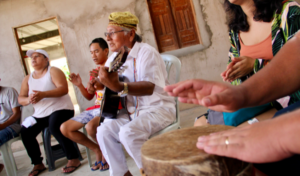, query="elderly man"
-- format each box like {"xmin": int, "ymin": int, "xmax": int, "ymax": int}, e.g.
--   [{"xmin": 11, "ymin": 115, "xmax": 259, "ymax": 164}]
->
[
  {"xmin": 0, "ymin": 85, "xmax": 22, "ymax": 172},
  {"xmin": 95, "ymin": 12, "xmax": 176, "ymax": 176}
]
